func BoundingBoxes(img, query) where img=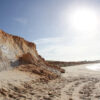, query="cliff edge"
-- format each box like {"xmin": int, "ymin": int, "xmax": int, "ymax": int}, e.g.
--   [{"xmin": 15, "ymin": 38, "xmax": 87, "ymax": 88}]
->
[{"xmin": 0, "ymin": 30, "xmax": 64, "ymax": 79}]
